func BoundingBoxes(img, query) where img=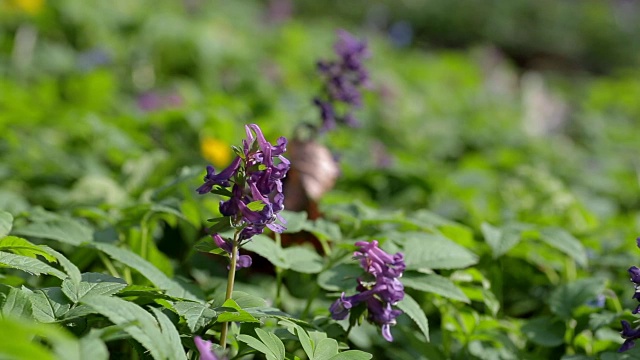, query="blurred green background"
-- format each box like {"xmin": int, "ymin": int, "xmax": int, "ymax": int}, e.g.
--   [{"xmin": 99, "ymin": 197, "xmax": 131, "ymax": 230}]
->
[{"xmin": 2, "ymin": 0, "xmax": 640, "ymax": 357}]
